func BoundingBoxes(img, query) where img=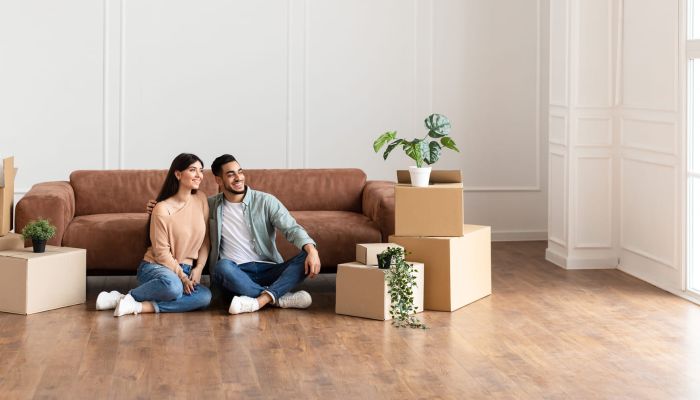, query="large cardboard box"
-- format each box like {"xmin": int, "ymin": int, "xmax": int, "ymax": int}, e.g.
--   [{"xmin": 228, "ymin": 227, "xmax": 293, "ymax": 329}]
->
[
  {"xmin": 394, "ymin": 170, "xmax": 464, "ymax": 237},
  {"xmin": 0, "ymin": 232, "xmax": 23, "ymax": 251},
  {"xmin": 0, "ymin": 246, "xmax": 86, "ymax": 315},
  {"xmin": 355, "ymin": 243, "xmax": 404, "ymax": 266},
  {"xmin": 335, "ymin": 261, "xmax": 424, "ymax": 320},
  {"xmin": 0, "ymin": 157, "xmax": 16, "ymax": 236},
  {"xmin": 389, "ymin": 224, "xmax": 491, "ymax": 312}
]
